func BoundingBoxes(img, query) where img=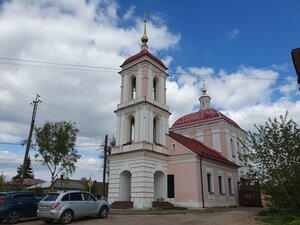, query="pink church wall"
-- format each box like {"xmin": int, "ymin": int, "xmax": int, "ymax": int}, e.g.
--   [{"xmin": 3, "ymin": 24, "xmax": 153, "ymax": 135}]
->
[
  {"xmin": 166, "ymin": 136, "xmax": 193, "ymax": 156},
  {"xmin": 203, "ymin": 128, "xmax": 213, "ymax": 149},
  {"xmin": 142, "ymin": 65, "xmax": 148, "ymax": 97},
  {"xmin": 168, "ymin": 162, "xmax": 201, "ymax": 202},
  {"xmin": 167, "ymin": 135, "xmax": 202, "ymax": 203},
  {"xmin": 202, "ymin": 159, "xmax": 239, "ymax": 206},
  {"xmin": 220, "ymin": 126, "xmax": 228, "ymax": 158}
]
